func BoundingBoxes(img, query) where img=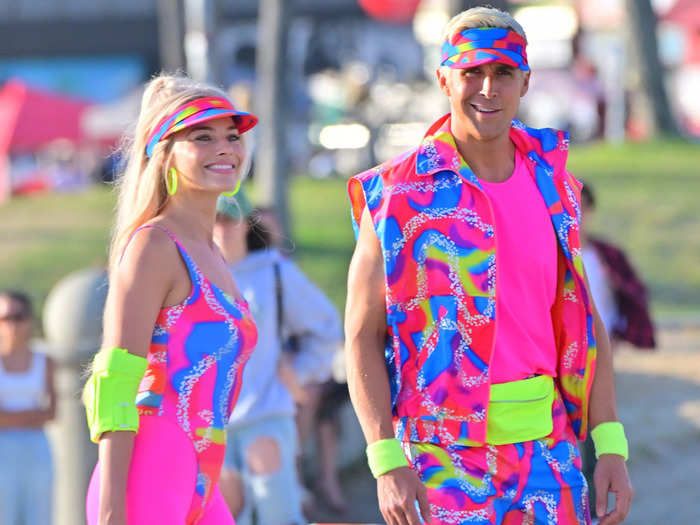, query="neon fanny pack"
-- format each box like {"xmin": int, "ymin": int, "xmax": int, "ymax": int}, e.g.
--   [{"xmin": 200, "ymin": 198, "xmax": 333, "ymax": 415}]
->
[
  {"xmin": 591, "ymin": 421, "xmax": 629, "ymax": 460},
  {"xmin": 83, "ymin": 347, "xmax": 148, "ymax": 443},
  {"xmin": 485, "ymin": 374, "xmax": 555, "ymax": 445}
]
